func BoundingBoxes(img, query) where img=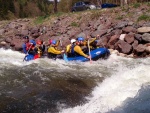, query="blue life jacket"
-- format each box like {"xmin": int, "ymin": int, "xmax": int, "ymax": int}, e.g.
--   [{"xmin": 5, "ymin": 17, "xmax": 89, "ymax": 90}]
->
[{"xmin": 71, "ymin": 44, "xmax": 76, "ymax": 54}]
